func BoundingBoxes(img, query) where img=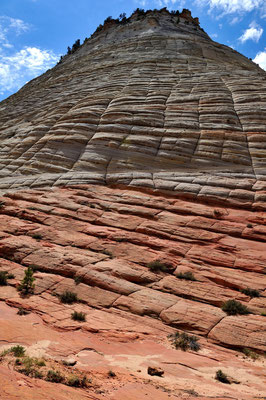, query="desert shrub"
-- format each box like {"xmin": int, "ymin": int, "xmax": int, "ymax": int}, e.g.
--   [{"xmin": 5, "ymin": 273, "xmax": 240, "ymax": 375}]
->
[
  {"xmin": 17, "ymin": 267, "xmax": 35, "ymax": 295},
  {"xmin": 0, "ymin": 200, "xmax": 5, "ymax": 208},
  {"xmin": 46, "ymin": 370, "xmax": 64, "ymax": 383},
  {"xmin": 108, "ymin": 370, "xmax": 116, "ymax": 377},
  {"xmin": 10, "ymin": 345, "xmax": 25, "ymax": 357},
  {"xmin": 71, "ymin": 311, "xmax": 86, "ymax": 322},
  {"xmin": 31, "ymin": 369, "xmax": 43, "ymax": 378},
  {"xmin": 0, "ymin": 349, "xmax": 10, "ymax": 357},
  {"xmin": 242, "ymin": 348, "xmax": 259, "ymax": 360},
  {"xmin": 241, "ymin": 288, "xmax": 260, "ymax": 298},
  {"xmin": 0, "ymin": 271, "xmax": 15, "ymax": 285},
  {"xmin": 74, "ymin": 275, "xmax": 82, "ymax": 285},
  {"xmin": 18, "ymin": 359, "xmax": 44, "ymax": 378},
  {"xmin": 147, "ymin": 260, "xmax": 174, "ymax": 273},
  {"xmin": 215, "ymin": 369, "xmax": 230, "ymax": 384},
  {"xmin": 0, "ymin": 271, "xmax": 8, "ymax": 285},
  {"xmin": 28, "ymin": 264, "xmax": 39, "ymax": 271},
  {"xmin": 35, "ymin": 359, "xmax": 46, "ymax": 367},
  {"xmin": 59, "ymin": 290, "xmax": 78, "ymax": 304},
  {"xmin": 168, "ymin": 332, "xmax": 200, "ymax": 352},
  {"xmin": 32, "ymin": 233, "xmax": 42, "ymax": 240},
  {"xmin": 222, "ymin": 300, "xmax": 250, "ymax": 315},
  {"xmin": 67, "ymin": 375, "xmax": 87, "ymax": 387},
  {"xmin": 176, "ymin": 271, "xmax": 196, "ymax": 281},
  {"xmin": 17, "ymin": 307, "xmax": 30, "ymax": 316},
  {"xmin": 261, "ymin": 311, "xmax": 266, "ymax": 316},
  {"xmin": 246, "ymin": 223, "xmax": 253, "ymax": 228}
]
